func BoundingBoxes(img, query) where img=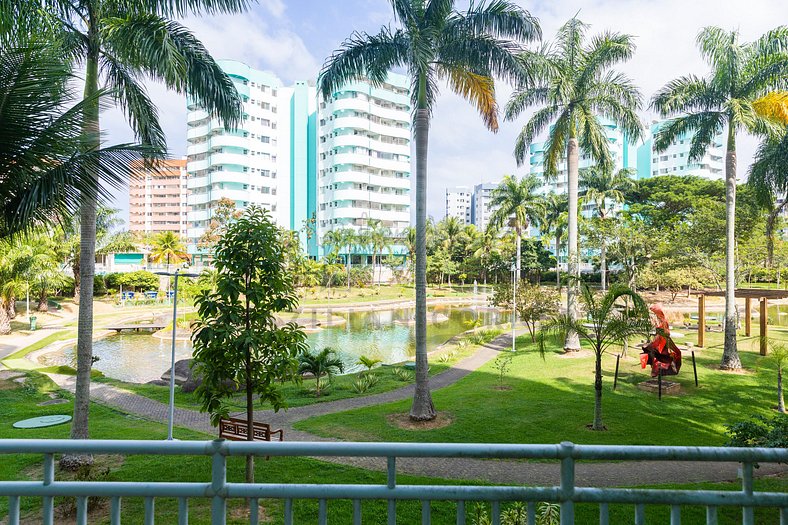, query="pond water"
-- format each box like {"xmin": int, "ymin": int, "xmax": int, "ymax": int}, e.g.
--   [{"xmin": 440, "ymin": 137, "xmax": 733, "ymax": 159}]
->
[
  {"xmin": 61, "ymin": 304, "xmax": 509, "ymax": 383},
  {"xmin": 686, "ymin": 304, "xmax": 788, "ymax": 327}
]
